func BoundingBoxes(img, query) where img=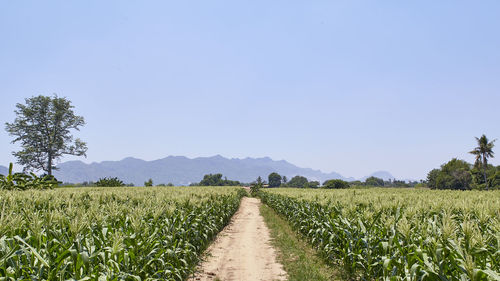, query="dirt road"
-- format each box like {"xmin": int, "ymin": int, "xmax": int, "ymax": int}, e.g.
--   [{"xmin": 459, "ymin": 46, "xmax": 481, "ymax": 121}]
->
[{"xmin": 189, "ymin": 197, "xmax": 287, "ymax": 281}]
